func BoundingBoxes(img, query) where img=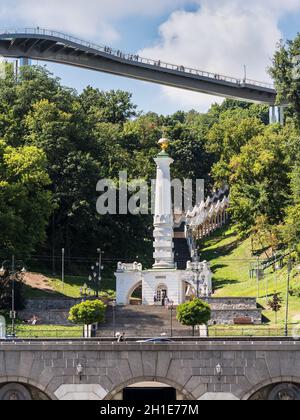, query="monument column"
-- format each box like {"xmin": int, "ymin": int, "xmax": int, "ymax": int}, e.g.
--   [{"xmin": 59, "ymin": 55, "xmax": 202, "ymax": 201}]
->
[{"xmin": 153, "ymin": 138, "xmax": 175, "ymax": 269}]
